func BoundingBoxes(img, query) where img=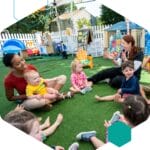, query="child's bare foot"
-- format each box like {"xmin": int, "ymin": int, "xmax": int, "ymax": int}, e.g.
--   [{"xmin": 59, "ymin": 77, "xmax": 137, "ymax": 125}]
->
[
  {"xmin": 55, "ymin": 113, "xmax": 63, "ymax": 126},
  {"xmin": 44, "ymin": 116, "xmax": 50, "ymax": 127},
  {"xmin": 57, "ymin": 93, "xmax": 65, "ymax": 100},
  {"xmin": 40, "ymin": 116, "xmax": 51, "ymax": 130},
  {"xmin": 38, "ymin": 117, "xmax": 42, "ymax": 122},
  {"xmin": 146, "ymin": 99, "xmax": 150, "ymax": 105},
  {"xmin": 95, "ymin": 95, "xmax": 102, "ymax": 101}
]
